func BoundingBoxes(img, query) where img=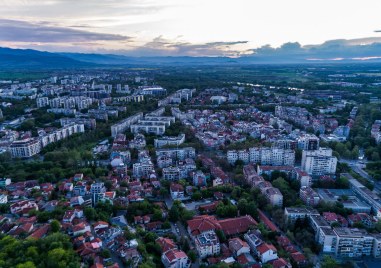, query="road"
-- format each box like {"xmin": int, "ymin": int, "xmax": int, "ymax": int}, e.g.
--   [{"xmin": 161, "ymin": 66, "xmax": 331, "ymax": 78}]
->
[{"xmin": 340, "ymin": 159, "xmax": 381, "ymax": 191}]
